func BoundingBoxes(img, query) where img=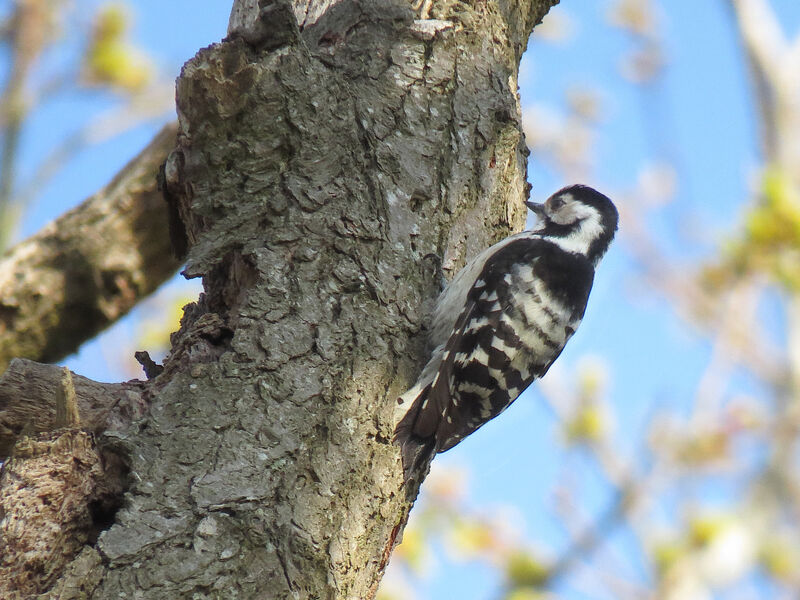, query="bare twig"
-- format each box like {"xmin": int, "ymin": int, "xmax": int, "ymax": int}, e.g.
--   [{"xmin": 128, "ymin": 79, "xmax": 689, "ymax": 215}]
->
[{"xmin": 14, "ymin": 83, "xmax": 173, "ymax": 212}]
